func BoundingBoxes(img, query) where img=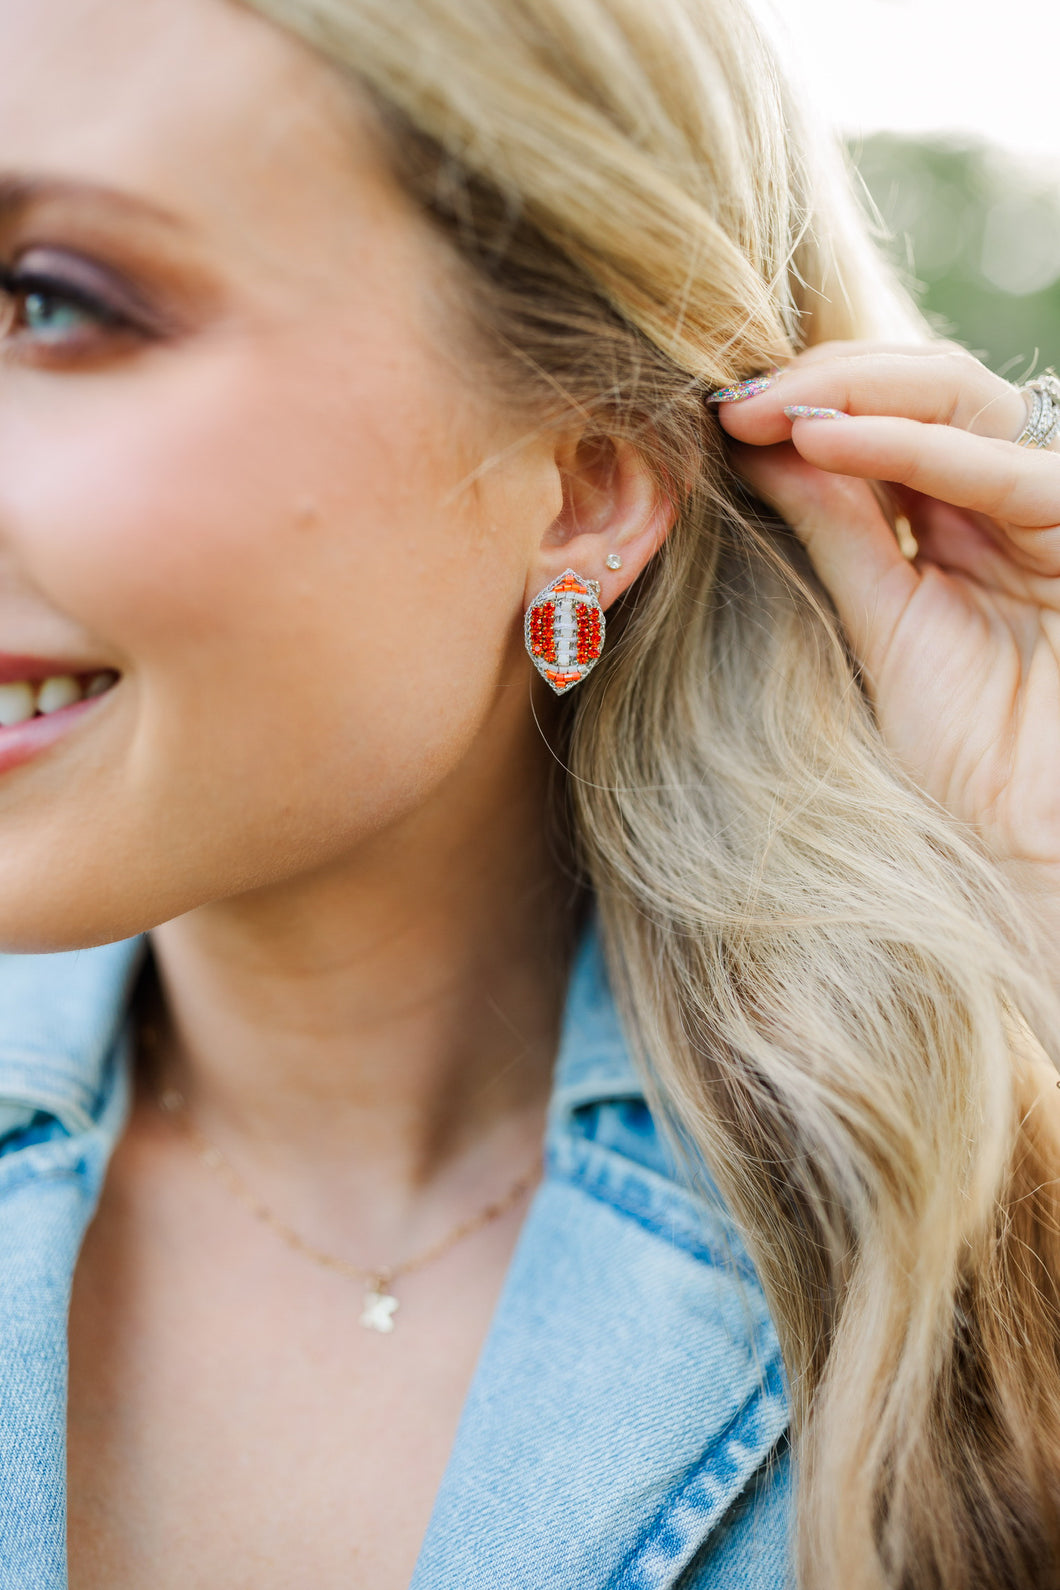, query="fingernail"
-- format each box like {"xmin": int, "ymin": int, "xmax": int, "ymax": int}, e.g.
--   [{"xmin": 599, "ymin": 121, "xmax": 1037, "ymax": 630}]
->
[
  {"xmin": 783, "ymin": 405, "xmax": 848, "ymax": 420},
  {"xmin": 706, "ymin": 372, "xmax": 779, "ymax": 404}
]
